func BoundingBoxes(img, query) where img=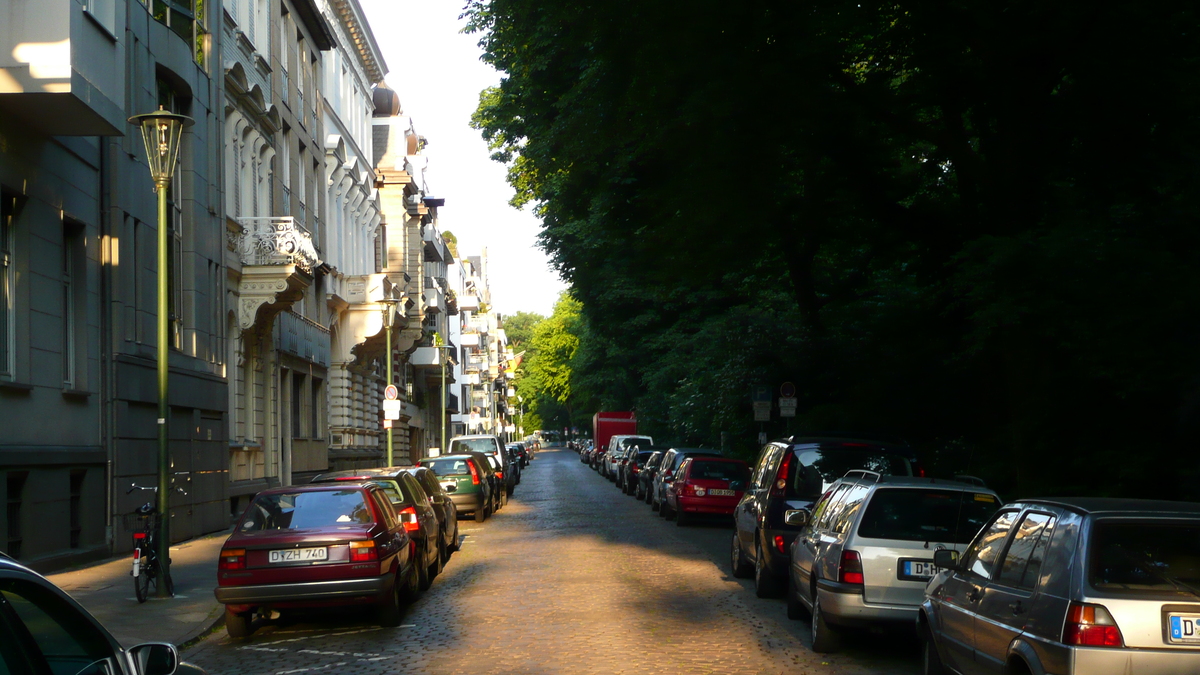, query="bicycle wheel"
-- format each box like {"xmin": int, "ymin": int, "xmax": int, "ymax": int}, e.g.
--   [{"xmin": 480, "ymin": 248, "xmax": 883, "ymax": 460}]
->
[{"xmin": 134, "ymin": 551, "xmax": 153, "ymax": 604}]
